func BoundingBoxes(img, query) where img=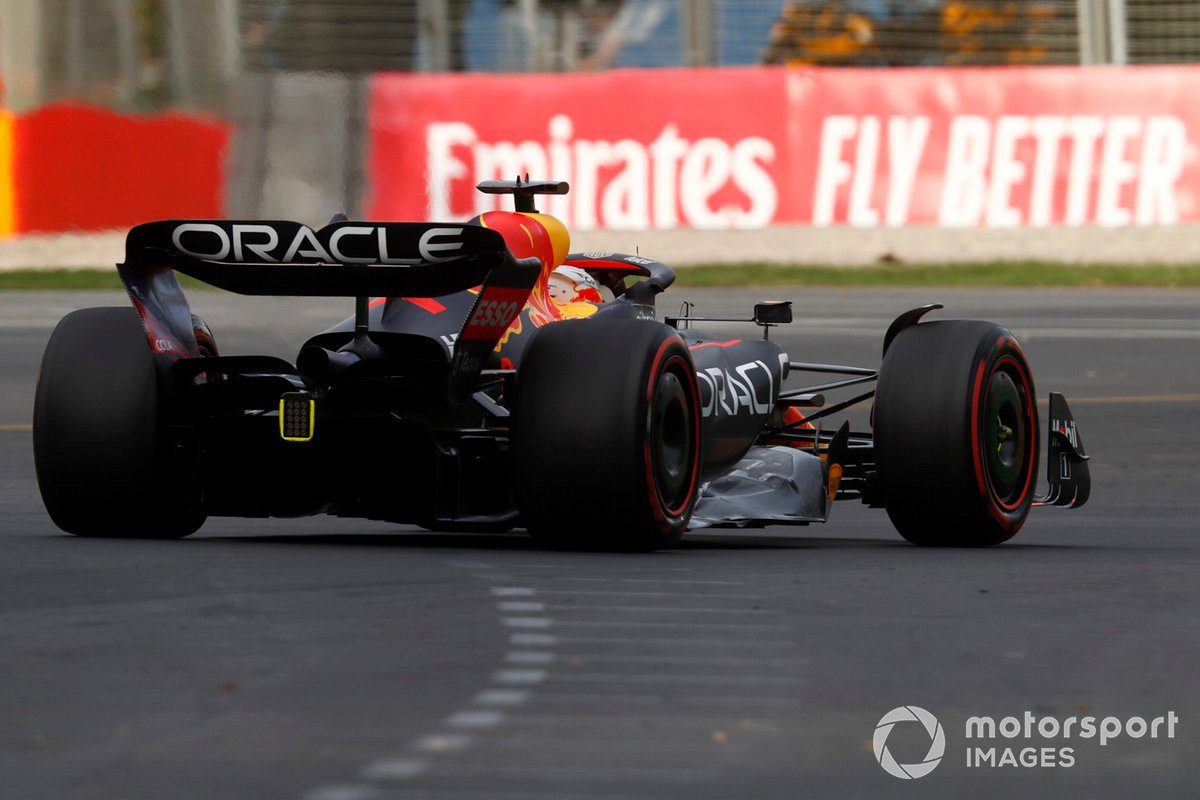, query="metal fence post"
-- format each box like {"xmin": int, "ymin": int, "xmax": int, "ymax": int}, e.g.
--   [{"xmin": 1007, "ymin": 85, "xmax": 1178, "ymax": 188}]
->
[
  {"xmin": 1077, "ymin": 0, "xmax": 1128, "ymax": 65},
  {"xmin": 683, "ymin": 0, "xmax": 716, "ymax": 67},
  {"xmin": 1106, "ymin": 0, "xmax": 1128, "ymax": 65}
]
